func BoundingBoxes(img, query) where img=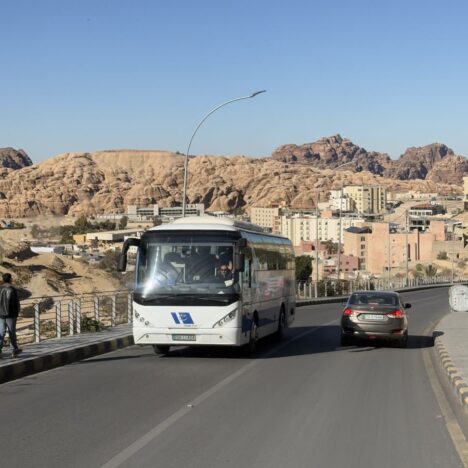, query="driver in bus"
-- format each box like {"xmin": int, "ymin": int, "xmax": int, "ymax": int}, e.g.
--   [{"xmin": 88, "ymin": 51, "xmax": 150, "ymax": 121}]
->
[{"xmin": 216, "ymin": 263, "xmax": 233, "ymax": 281}]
